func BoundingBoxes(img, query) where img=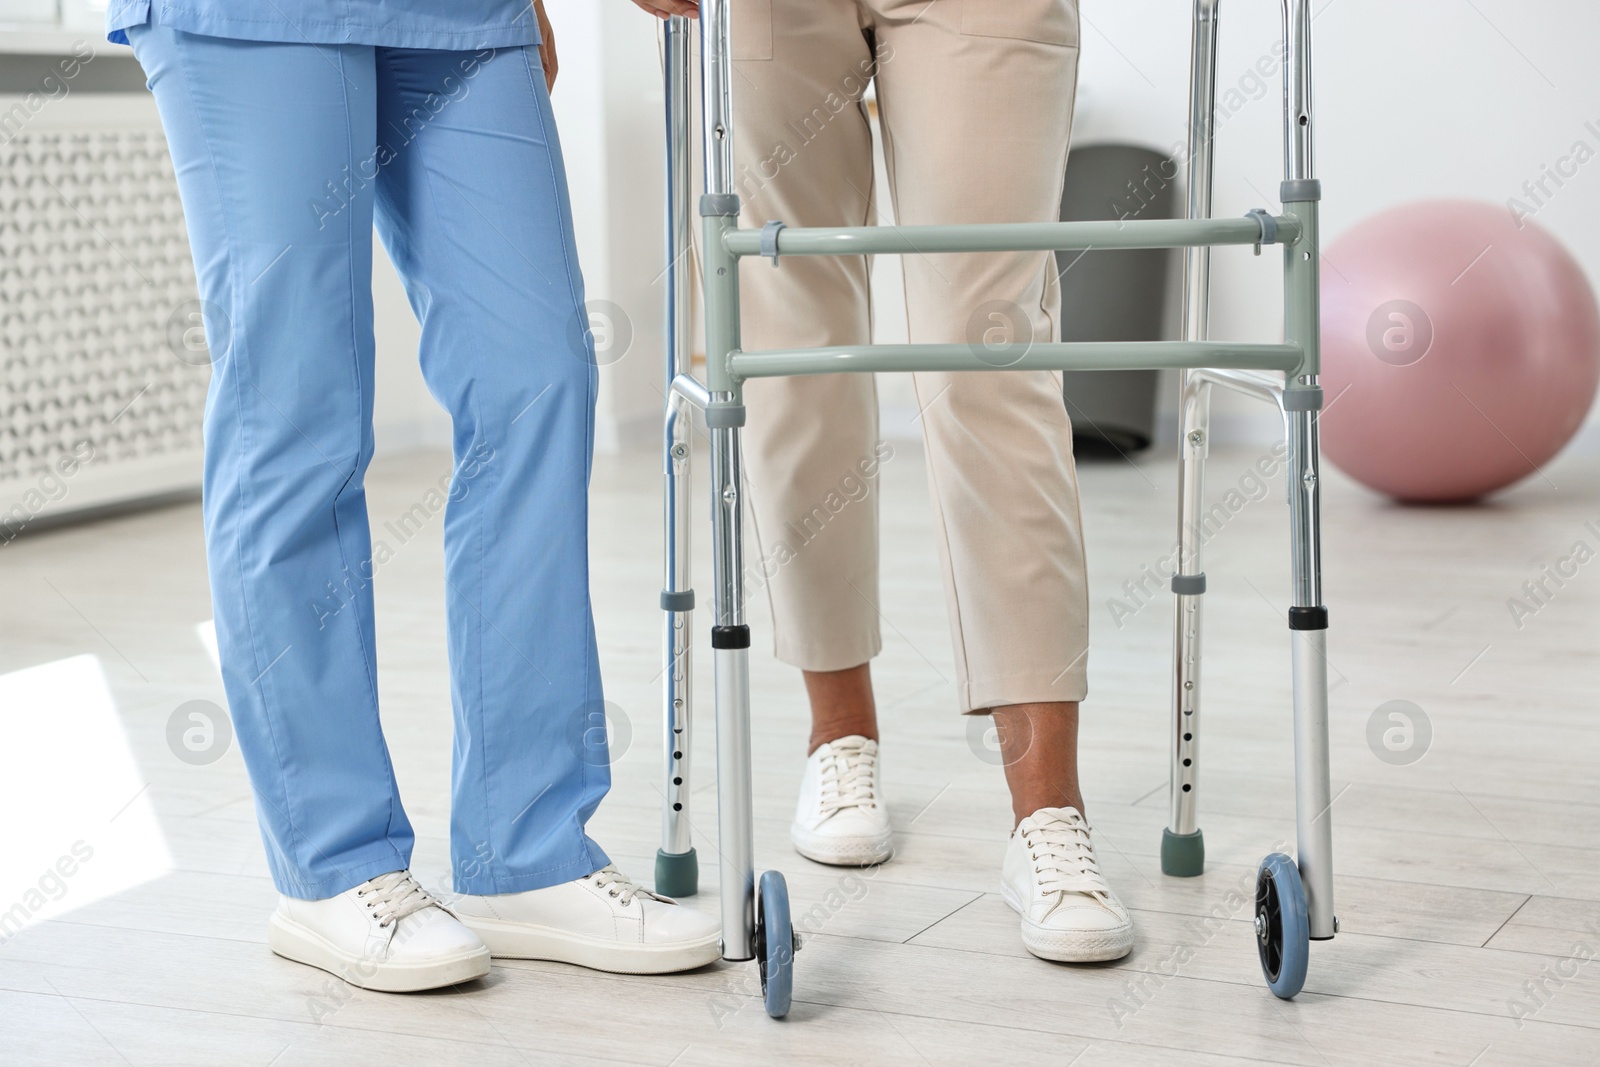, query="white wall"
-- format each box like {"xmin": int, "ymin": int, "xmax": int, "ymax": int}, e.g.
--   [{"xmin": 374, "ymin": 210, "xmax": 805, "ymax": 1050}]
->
[
  {"xmin": 377, "ymin": 0, "xmax": 1600, "ymax": 454},
  {"xmin": 544, "ymin": 0, "xmax": 669, "ymax": 452},
  {"xmin": 371, "ymin": 244, "xmax": 442, "ymax": 452},
  {"xmin": 1072, "ymin": 0, "xmax": 1600, "ymax": 447},
  {"xmin": 5, "ymin": 2, "xmax": 673, "ymax": 457}
]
